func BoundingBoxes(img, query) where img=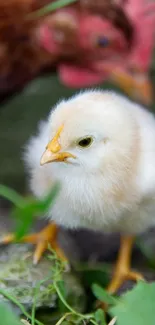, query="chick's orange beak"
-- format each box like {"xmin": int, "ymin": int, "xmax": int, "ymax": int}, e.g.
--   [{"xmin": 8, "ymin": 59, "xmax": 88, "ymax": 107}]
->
[
  {"xmin": 40, "ymin": 125, "xmax": 76, "ymax": 166},
  {"xmin": 40, "ymin": 149, "xmax": 75, "ymax": 165}
]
